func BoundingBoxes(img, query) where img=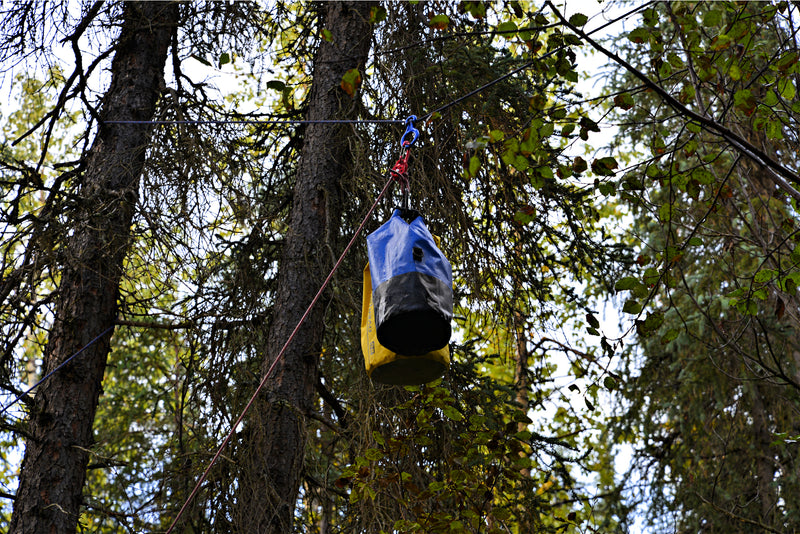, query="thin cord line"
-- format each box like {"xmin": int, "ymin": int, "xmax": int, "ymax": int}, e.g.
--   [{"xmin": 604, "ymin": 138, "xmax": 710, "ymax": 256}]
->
[
  {"xmin": 104, "ymin": 118, "xmax": 404, "ymax": 125},
  {"xmin": 0, "ymin": 325, "xmax": 115, "ymax": 416},
  {"xmin": 82, "ymin": 3, "xmax": 660, "ymax": 131},
  {"xmin": 164, "ymin": 172, "xmax": 397, "ymax": 534},
  {"xmin": 419, "ymin": 58, "xmax": 537, "ymax": 123}
]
